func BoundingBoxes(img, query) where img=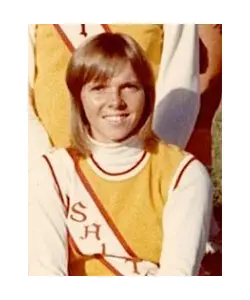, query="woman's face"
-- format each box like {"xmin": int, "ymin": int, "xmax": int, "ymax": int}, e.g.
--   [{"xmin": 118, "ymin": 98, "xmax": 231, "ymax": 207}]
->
[{"xmin": 81, "ymin": 63, "xmax": 145, "ymax": 143}]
